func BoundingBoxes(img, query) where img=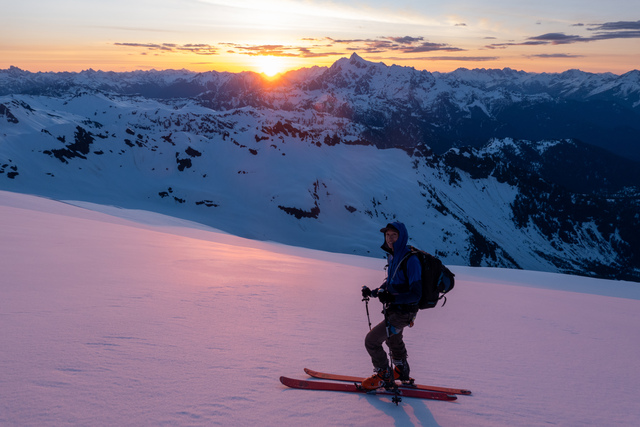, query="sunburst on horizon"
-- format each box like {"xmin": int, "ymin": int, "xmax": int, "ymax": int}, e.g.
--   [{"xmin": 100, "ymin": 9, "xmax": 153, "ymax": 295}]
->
[{"xmin": 253, "ymin": 55, "xmax": 289, "ymax": 77}]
